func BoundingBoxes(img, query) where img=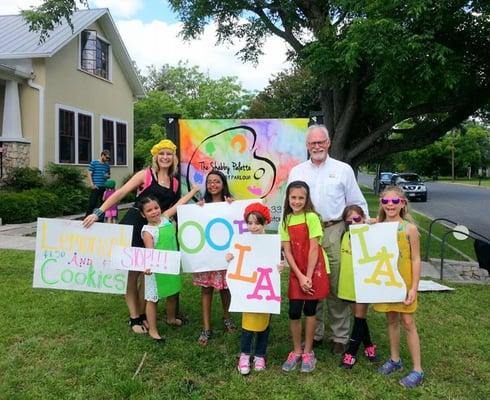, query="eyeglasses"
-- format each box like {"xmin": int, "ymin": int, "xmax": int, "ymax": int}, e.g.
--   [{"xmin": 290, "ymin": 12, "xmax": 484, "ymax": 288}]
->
[
  {"xmin": 381, "ymin": 197, "xmax": 402, "ymax": 205},
  {"xmin": 345, "ymin": 215, "xmax": 362, "ymax": 225},
  {"xmin": 307, "ymin": 140, "xmax": 328, "ymax": 147}
]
